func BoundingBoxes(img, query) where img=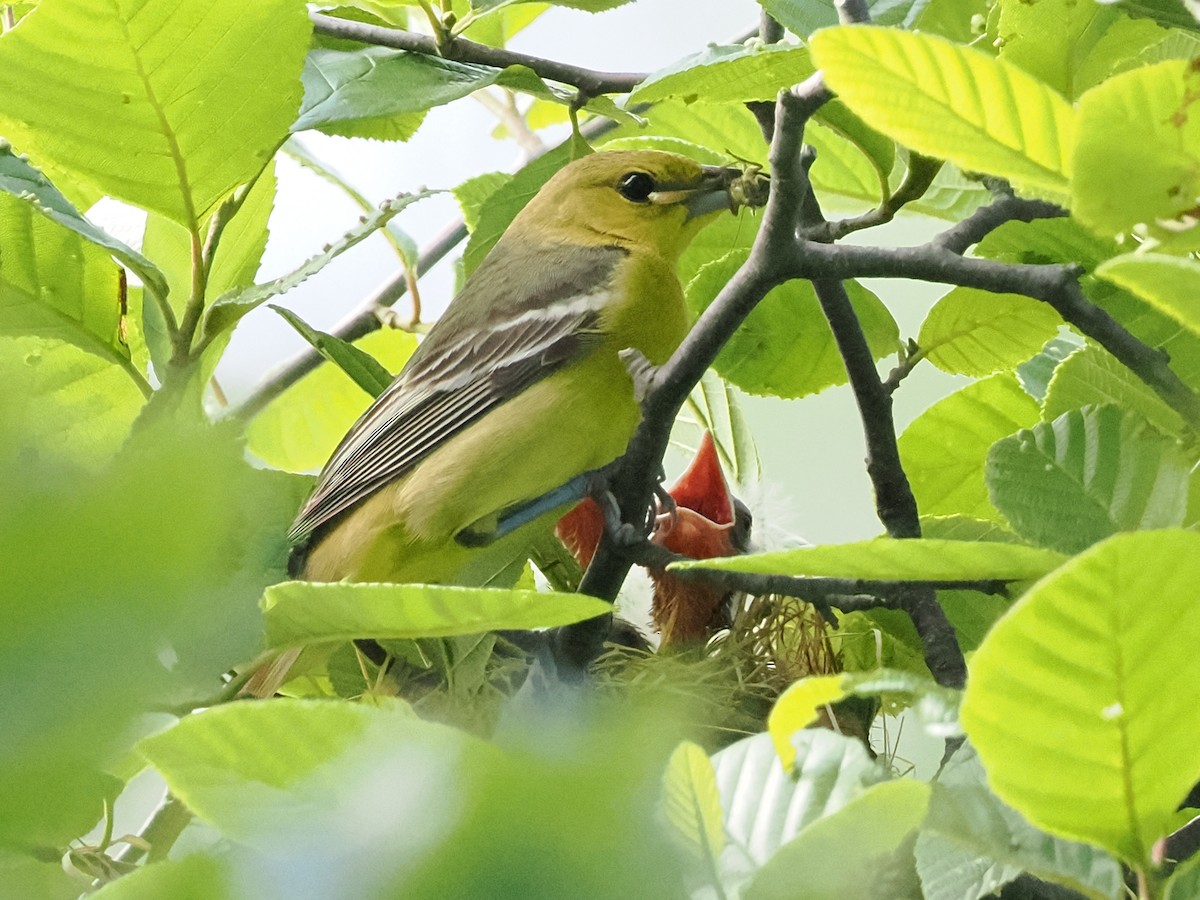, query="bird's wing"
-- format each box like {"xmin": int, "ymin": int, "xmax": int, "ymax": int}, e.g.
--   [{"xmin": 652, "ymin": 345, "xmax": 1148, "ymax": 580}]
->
[{"xmin": 288, "ymin": 244, "xmax": 625, "ymax": 542}]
